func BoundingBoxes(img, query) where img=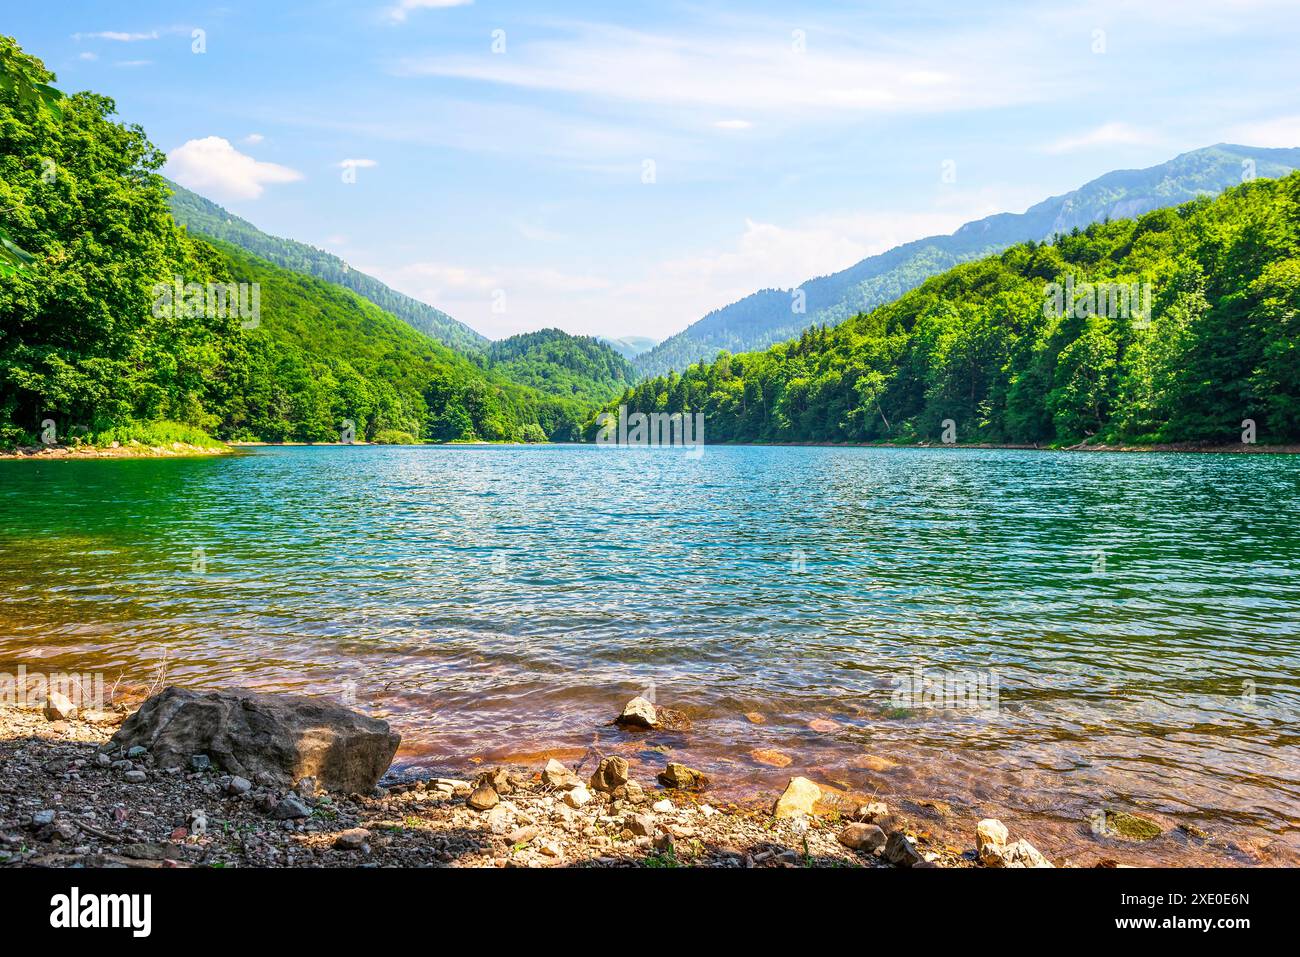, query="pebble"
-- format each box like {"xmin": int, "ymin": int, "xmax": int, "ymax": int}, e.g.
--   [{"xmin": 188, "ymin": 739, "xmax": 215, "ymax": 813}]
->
[
  {"xmin": 227, "ymin": 776, "xmax": 252, "ymax": 796},
  {"xmin": 123, "ymin": 770, "xmax": 147, "ymax": 783},
  {"xmin": 467, "ymin": 784, "xmax": 500, "ymax": 811},
  {"xmin": 333, "ymin": 828, "xmax": 371, "ymax": 850},
  {"xmin": 563, "ymin": 786, "xmax": 593, "ymax": 809},
  {"xmin": 271, "ymin": 794, "xmax": 311, "ymax": 820}
]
